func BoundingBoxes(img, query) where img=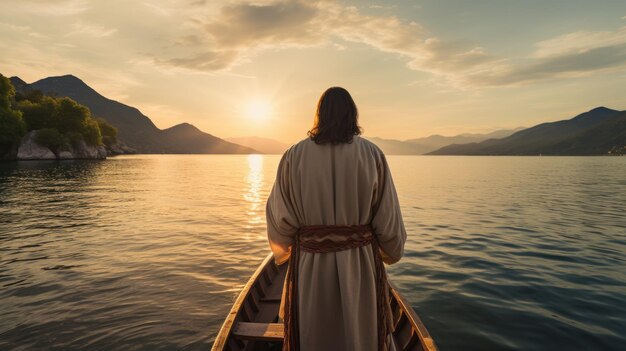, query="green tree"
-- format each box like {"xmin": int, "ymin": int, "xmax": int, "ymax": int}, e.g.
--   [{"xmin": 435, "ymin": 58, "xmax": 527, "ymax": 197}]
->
[
  {"xmin": 17, "ymin": 94, "xmax": 105, "ymax": 146},
  {"xmin": 35, "ymin": 128, "xmax": 69, "ymax": 152},
  {"xmin": 97, "ymin": 118, "xmax": 117, "ymax": 146},
  {"xmin": 55, "ymin": 97, "xmax": 91, "ymax": 134},
  {"xmin": 0, "ymin": 109, "xmax": 26, "ymax": 145},
  {"xmin": 82, "ymin": 118, "xmax": 102, "ymax": 146},
  {"xmin": 8, "ymin": 75, "xmax": 106, "ymax": 148},
  {"xmin": 0, "ymin": 73, "xmax": 14, "ymax": 109},
  {"xmin": 18, "ymin": 96, "xmax": 58, "ymax": 131},
  {"xmin": 0, "ymin": 74, "xmax": 26, "ymax": 145}
]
